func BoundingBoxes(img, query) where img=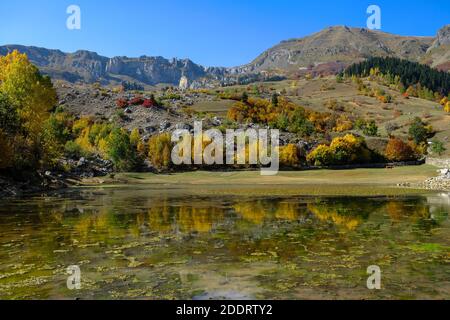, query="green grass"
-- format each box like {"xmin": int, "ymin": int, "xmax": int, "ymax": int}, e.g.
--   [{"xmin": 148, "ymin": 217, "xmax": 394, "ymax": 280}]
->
[
  {"xmin": 190, "ymin": 100, "xmax": 235, "ymax": 116},
  {"xmin": 79, "ymin": 165, "xmax": 439, "ymax": 197}
]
